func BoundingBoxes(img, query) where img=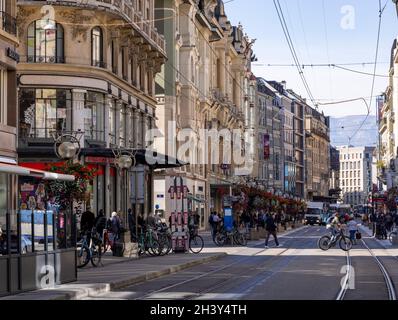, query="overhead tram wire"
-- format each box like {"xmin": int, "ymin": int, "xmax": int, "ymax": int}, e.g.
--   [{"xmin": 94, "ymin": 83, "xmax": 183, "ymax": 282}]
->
[
  {"xmin": 349, "ymin": 0, "xmax": 387, "ymax": 143},
  {"xmin": 273, "ymin": 0, "xmax": 318, "ymax": 109}
]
